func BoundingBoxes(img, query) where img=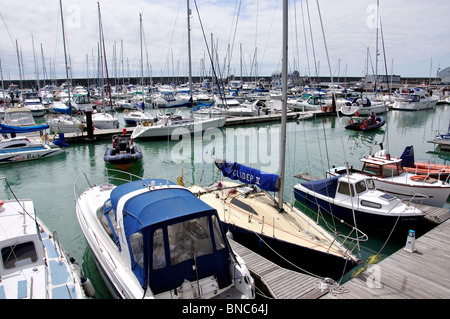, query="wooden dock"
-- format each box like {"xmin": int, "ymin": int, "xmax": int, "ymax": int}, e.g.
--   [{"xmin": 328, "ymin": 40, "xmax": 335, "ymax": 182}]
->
[
  {"xmin": 427, "ymin": 138, "xmax": 450, "ymax": 151},
  {"xmin": 228, "ymin": 239, "xmax": 328, "ymax": 299},
  {"xmin": 58, "ymin": 110, "xmax": 326, "ymax": 144},
  {"xmin": 321, "ymin": 218, "xmax": 450, "ymax": 299},
  {"xmin": 402, "ymin": 201, "xmax": 450, "ymax": 224}
]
